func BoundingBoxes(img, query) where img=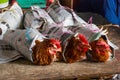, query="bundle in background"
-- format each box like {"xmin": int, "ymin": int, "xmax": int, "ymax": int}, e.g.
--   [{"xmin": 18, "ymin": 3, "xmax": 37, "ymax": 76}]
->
[
  {"xmin": 0, "ymin": 2, "xmax": 23, "ymax": 39},
  {"xmin": 45, "ymin": 0, "xmax": 118, "ymax": 62}
]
